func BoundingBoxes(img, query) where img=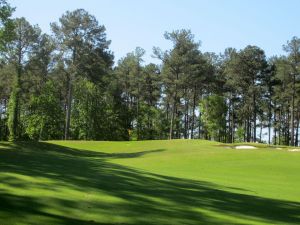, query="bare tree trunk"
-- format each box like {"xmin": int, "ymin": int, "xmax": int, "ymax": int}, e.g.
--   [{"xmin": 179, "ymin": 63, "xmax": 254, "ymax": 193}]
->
[
  {"xmin": 176, "ymin": 107, "xmax": 180, "ymax": 139},
  {"xmin": 231, "ymin": 99, "xmax": 235, "ymax": 143},
  {"xmin": 169, "ymin": 73, "xmax": 178, "ymax": 140},
  {"xmin": 274, "ymin": 120, "xmax": 277, "ymax": 145},
  {"xmin": 244, "ymin": 120, "xmax": 246, "ymax": 142},
  {"xmin": 227, "ymin": 97, "xmax": 231, "ymax": 143},
  {"xmin": 259, "ymin": 122, "xmax": 263, "ymax": 142},
  {"xmin": 268, "ymin": 98, "xmax": 272, "ymax": 144},
  {"xmin": 295, "ymin": 109, "xmax": 299, "ymax": 146},
  {"xmin": 274, "ymin": 104, "xmax": 277, "ymax": 145},
  {"xmin": 287, "ymin": 106, "xmax": 290, "ymax": 145},
  {"xmin": 247, "ymin": 117, "xmax": 251, "ymax": 142},
  {"xmin": 198, "ymin": 111, "xmax": 201, "ymax": 139},
  {"xmin": 279, "ymin": 106, "xmax": 283, "ymax": 145},
  {"xmin": 137, "ymin": 97, "xmax": 140, "ymax": 140},
  {"xmin": 64, "ymin": 75, "xmax": 72, "ymax": 140},
  {"xmin": 169, "ymin": 98, "xmax": 176, "ymax": 140},
  {"xmin": 4, "ymin": 99, "xmax": 8, "ymax": 139},
  {"xmin": 184, "ymin": 97, "xmax": 189, "ymax": 139},
  {"xmin": 191, "ymin": 86, "xmax": 197, "ymax": 139},
  {"xmin": 291, "ymin": 96, "xmax": 295, "ymax": 146},
  {"xmin": 253, "ymin": 92, "xmax": 257, "ymax": 142},
  {"xmin": 0, "ymin": 100, "xmax": 2, "ymax": 139}
]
